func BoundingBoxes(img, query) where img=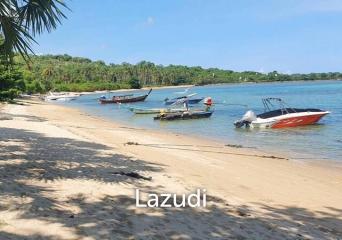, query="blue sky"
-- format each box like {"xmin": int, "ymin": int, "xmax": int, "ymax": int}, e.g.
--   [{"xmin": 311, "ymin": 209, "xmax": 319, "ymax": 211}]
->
[{"xmin": 34, "ymin": 0, "xmax": 342, "ymax": 73}]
